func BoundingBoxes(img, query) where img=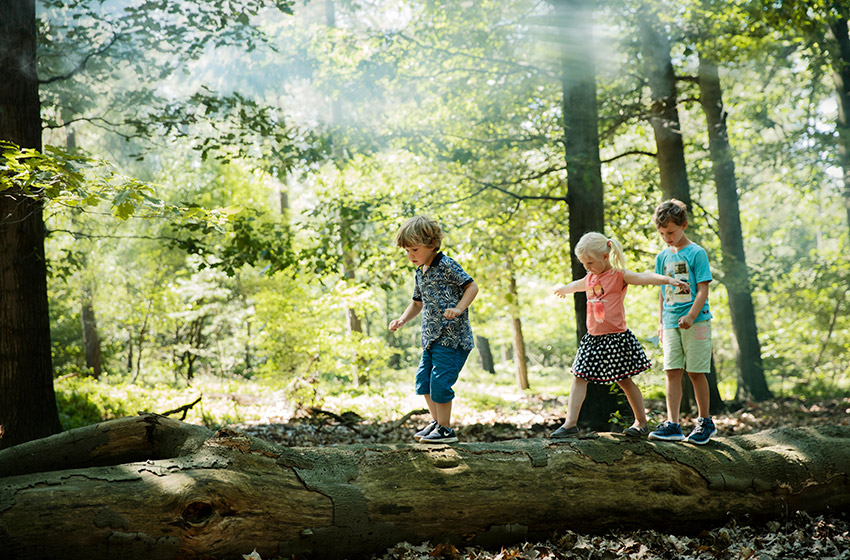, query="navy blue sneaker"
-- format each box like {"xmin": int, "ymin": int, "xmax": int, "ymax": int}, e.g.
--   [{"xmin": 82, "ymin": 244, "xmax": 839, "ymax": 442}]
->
[
  {"xmin": 685, "ymin": 417, "xmax": 717, "ymax": 445},
  {"xmin": 648, "ymin": 421, "xmax": 685, "ymax": 441},
  {"xmin": 421, "ymin": 425, "xmax": 458, "ymax": 444},
  {"xmin": 414, "ymin": 420, "xmax": 438, "ymax": 442}
]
